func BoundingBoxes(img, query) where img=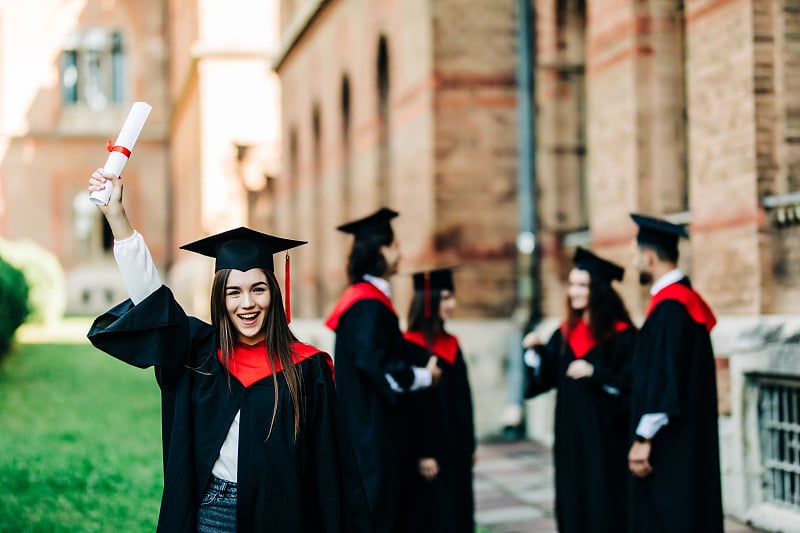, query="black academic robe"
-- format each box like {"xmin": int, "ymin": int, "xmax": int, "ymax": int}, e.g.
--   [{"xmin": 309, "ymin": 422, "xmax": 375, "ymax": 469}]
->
[
  {"xmin": 628, "ymin": 279, "xmax": 723, "ymax": 533},
  {"xmin": 326, "ymin": 287, "xmax": 429, "ymax": 533},
  {"xmin": 404, "ymin": 333, "xmax": 476, "ymax": 533},
  {"xmin": 524, "ymin": 322, "xmax": 634, "ymax": 533},
  {"xmin": 87, "ymin": 285, "xmax": 372, "ymax": 533}
]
